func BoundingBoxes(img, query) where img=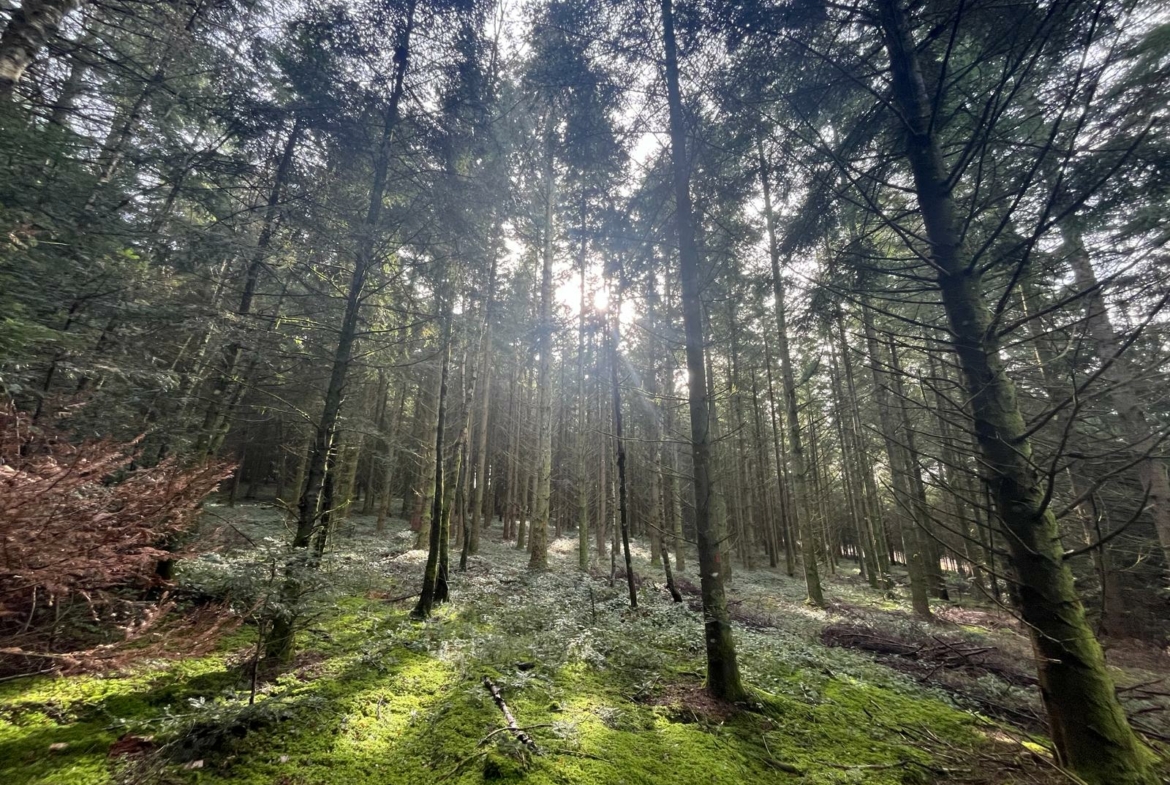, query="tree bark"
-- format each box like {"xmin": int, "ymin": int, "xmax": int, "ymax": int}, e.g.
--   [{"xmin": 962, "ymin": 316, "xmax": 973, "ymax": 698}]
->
[
  {"xmin": 874, "ymin": 0, "xmax": 1155, "ymax": 779},
  {"xmin": 609, "ymin": 282, "xmax": 637, "ymax": 609},
  {"xmin": 0, "ymin": 0, "xmax": 83, "ymax": 99},
  {"xmin": 759, "ymin": 141, "xmax": 824, "ymax": 606},
  {"xmin": 1061, "ymin": 217, "xmax": 1170, "ymax": 572},
  {"xmin": 661, "ymin": 0, "xmax": 745, "ymax": 702},
  {"xmin": 413, "ymin": 307, "xmax": 451, "ymax": 619},
  {"xmin": 863, "ymin": 304, "xmax": 932, "ymax": 618},
  {"xmin": 266, "ymin": 0, "xmax": 415, "ymax": 662},
  {"xmin": 528, "ymin": 124, "xmax": 556, "ymax": 571},
  {"xmin": 196, "ymin": 118, "xmax": 304, "ymax": 458}
]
